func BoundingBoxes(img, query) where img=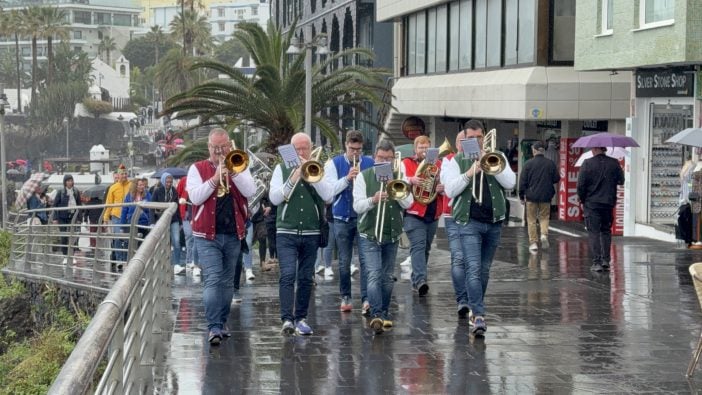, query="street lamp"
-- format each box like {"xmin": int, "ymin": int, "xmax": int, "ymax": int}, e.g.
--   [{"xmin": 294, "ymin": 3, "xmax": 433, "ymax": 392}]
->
[
  {"xmin": 286, "ymin": 25, "xmax": 330, "ymax": 136},
  {"xmin": 117, "ymin": 114, "xmax": 134, "ymax": 175},
  {"xmin": 0, "ymin": 91, "xmax": 8, "ymax": 229},
  {"xmin": 62, "ymin": 117, "xmax": 70, "ymax": 158}
]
